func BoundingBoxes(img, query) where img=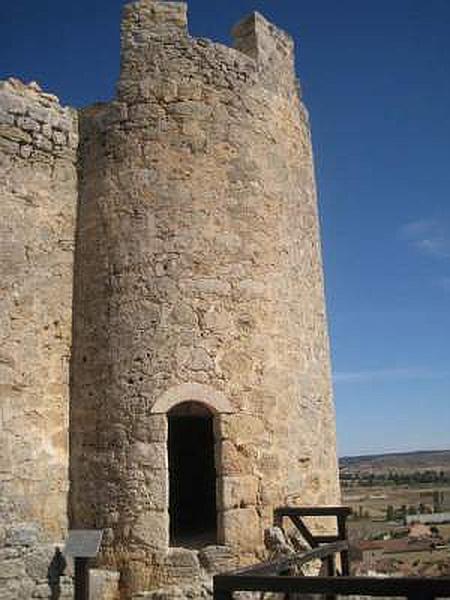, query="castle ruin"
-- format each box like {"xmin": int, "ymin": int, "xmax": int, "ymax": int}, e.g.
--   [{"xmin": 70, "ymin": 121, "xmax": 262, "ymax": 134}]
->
[{"xmin": 0, "ymin": 2, "xmax": 340, "ymax": 598}]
